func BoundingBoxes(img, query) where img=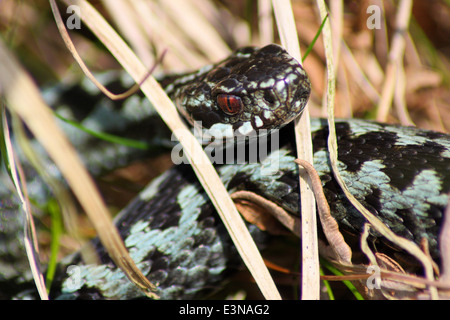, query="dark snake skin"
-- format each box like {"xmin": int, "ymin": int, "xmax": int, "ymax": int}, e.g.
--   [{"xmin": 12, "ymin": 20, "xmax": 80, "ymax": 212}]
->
[{"xmin": 0, "ymin": 45, "xmax": 449, "ymax": 300}]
